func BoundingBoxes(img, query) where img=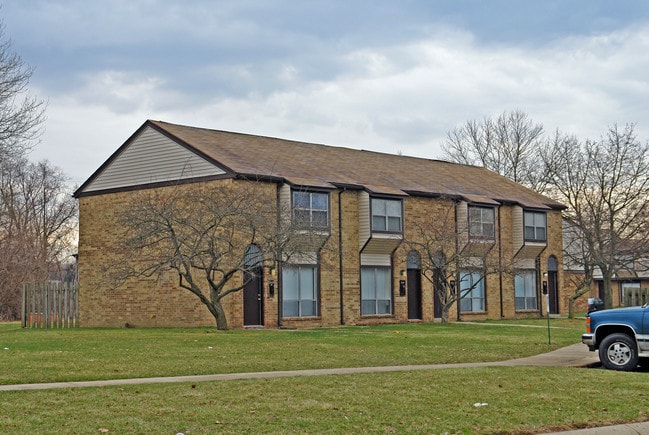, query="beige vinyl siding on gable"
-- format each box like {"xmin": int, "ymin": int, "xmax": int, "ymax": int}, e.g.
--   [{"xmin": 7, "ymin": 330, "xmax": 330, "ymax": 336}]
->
[{"xmin": 83, "ymin": 126, "xmax": 226, "ymax": 193}]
